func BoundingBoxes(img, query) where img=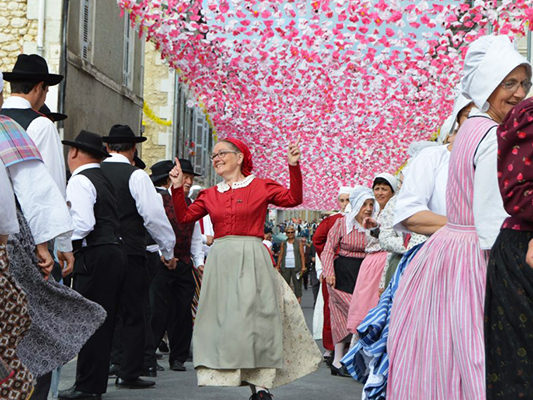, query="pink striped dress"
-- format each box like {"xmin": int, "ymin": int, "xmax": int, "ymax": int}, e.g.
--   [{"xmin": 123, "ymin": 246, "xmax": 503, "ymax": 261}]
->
[
  {"xmin": 387, "ymin": 116, "xmax": 497, "ymax": 400},
  {"xmin": 322, "ymin": 216, "xmax": 366, "ymax": 344}
]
